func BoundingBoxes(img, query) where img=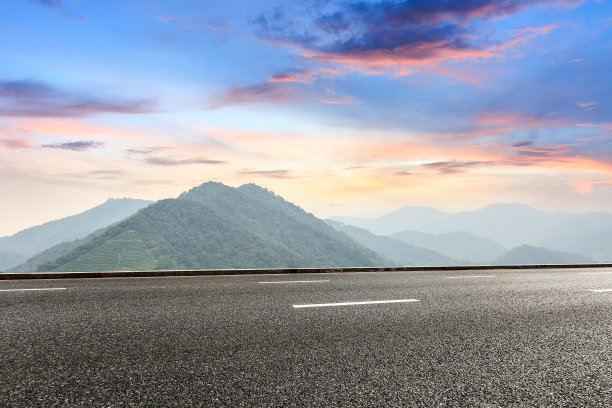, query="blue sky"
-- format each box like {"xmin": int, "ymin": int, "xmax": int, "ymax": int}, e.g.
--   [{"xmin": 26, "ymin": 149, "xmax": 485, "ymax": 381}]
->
[{"xmin": 1, "ymin": 0, "xmax": 611, "ymax": 235}]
